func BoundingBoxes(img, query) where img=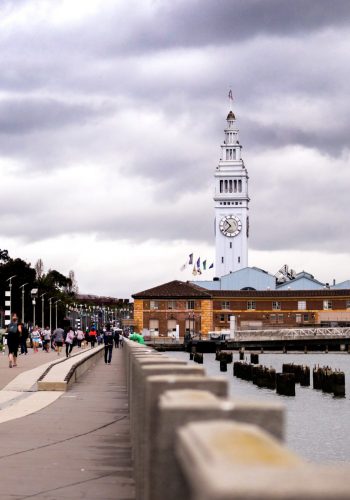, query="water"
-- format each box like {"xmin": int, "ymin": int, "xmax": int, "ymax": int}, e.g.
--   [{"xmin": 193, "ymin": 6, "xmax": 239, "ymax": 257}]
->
[{"xmin": 169, "ymin": 351, "xmax": 350, "ymax": 463}]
